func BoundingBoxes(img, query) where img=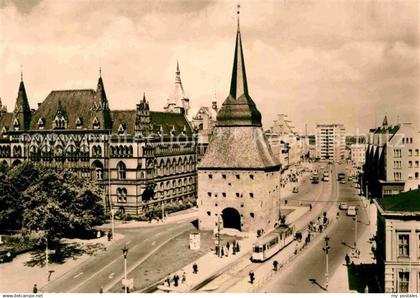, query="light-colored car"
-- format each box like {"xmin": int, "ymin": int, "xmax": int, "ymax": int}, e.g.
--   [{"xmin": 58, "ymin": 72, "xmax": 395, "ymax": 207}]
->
[
  {"xmin": 348, "ymin": 177, "xmax": 353, "ymax": 181},
  {"xmin": 339, "ymin": 203, "xmax": 348, "ymax": 210},
  {"xmin": 347, "ymin": 206, "xmax": 357, "ymax": 216},
  {"xmin": 323, "ymin": 176, "xmax": 330, "ymax": 182},
  {"xmin": 340, "ymin": 180, "xmax": 346, "ymax": 184}
]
